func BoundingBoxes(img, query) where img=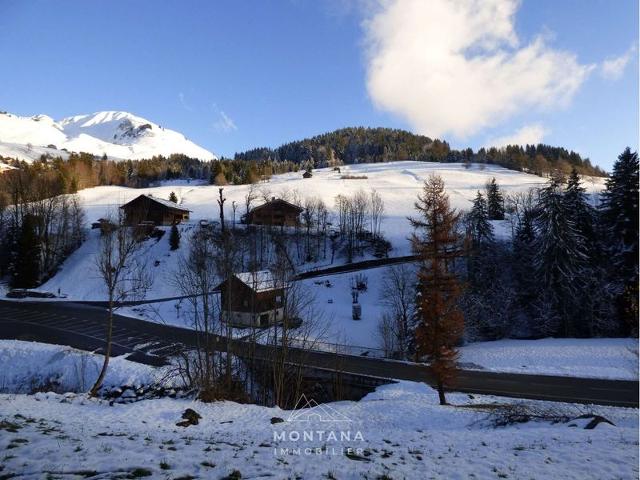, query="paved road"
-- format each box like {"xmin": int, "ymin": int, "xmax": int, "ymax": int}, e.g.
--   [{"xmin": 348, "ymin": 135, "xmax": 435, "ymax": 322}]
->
[{"xmin": 0, "ymin": 300, "xmax": 637, "ymax": 407}]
